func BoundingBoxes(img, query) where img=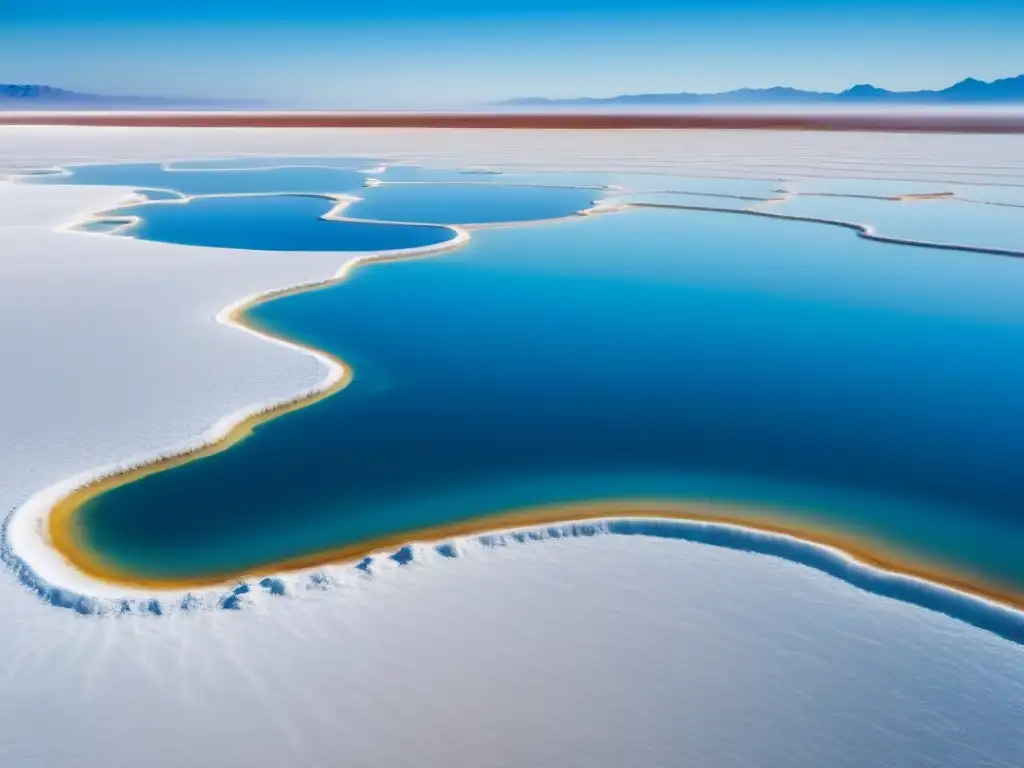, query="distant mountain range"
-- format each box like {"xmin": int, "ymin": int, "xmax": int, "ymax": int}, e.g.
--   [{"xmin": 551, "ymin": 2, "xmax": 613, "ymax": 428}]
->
[
  {"xmin": 497, "ymin": 74, "xmax": 1024, "ymax": 107},
  {"xmin": 0, "ymin": 84, "xmax": 263, "ymax": 110},
  {"xmin": 8, "ymin": 74, "xmax": 1024, "ymax": 111}
]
